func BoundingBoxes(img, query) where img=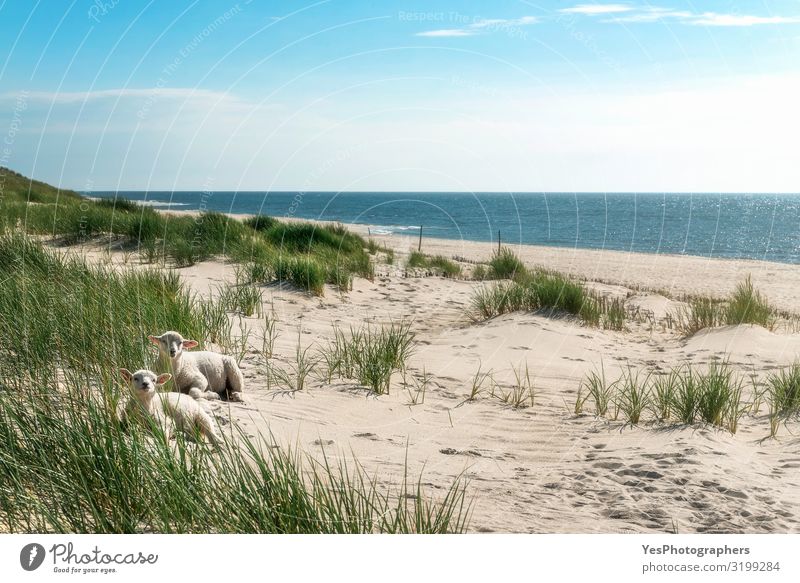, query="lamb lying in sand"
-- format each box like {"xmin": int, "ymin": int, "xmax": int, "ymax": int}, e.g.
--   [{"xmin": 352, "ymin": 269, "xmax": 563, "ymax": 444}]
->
[
  {"xmin": 119, "ymin": 368, "xmax": 221, "ymax": 445},
  {"xmin": 149, "ymin": 331, "xmax": 244, "ymax": 402}
]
